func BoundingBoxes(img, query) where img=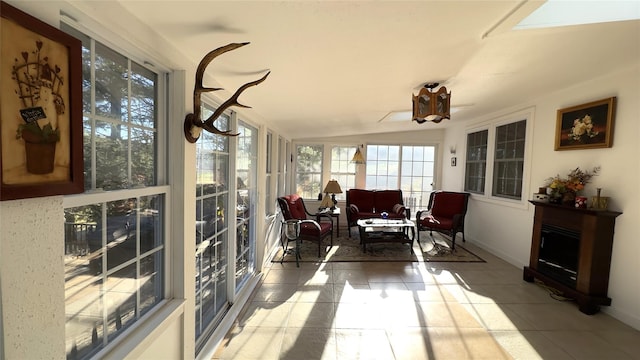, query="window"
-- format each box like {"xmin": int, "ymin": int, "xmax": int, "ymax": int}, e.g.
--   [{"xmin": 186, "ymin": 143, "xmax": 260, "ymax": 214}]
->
[
  {"xmin": 277, "ymin": 136, "xmax": 285, "ymax": 196},
  {"xmin": 330, "ymin": 146, "xmax": 356, "ymax": 200},
  {"xmin": 265, "ymin": 131, "xmax": 273, "ymax": 215},
  {"xmin": 365, "ymin": 145, "xmax": 399, "ymax": 190},
  {"xmin": 400, "ymin": 146, "xmax": 435, "ymax": 209},
  {"xmin": 235, "ymin": 121, "xmax": 258, "ymax": 287},
  {"xmin": 62, "ymin": 25, "xmax": 166, "ymax": 360},
  {"xmin": 464, "ymin": 116, "xmax": 529, "ymax": 202},
  {"xmin": 194, "ymin": 107, "xmax": 230, "ymax": 347},
  {"xmin": 493, "ymin": 120, "xmax": 526, "ymax": 199},
  {"xmin": 365, "ymin": 145, "xmax": 435, "ymax": 209},
  {"xmin": 464, "ymin": 130, "xmax": 488, "ymax": 194},
  {"xmin": 295, "ymin": 144, "xmax": 323, "ymax": 199}
]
